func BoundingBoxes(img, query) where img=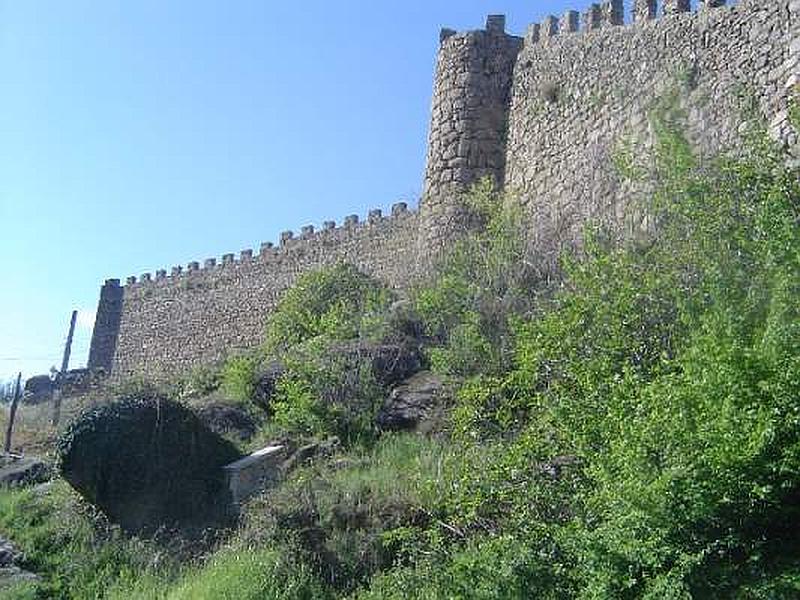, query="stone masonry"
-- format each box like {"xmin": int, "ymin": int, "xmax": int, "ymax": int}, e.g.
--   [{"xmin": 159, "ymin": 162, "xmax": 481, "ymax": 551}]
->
[
  {"xmin": 502, "ymin": 0, "xmax": 797, "ymax": 266},
  {"xmin": 92, "ymin": 205, "xmax": 417, "ymax": 380},
  {"xmin": 89, "ymin": 0, "xmax": 798, "ymax": 381},
  {"xmin": 419, "ymin": 15, "xmax": 522, "ymax": 255}
]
